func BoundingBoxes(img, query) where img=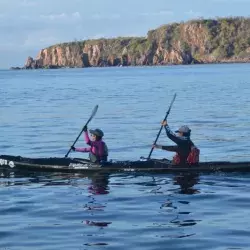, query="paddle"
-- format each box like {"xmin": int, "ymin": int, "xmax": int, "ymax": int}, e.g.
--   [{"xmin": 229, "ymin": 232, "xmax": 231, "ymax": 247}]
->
[
  {"xmin": 65, "ymin": 105, "xmax": 99, "ymax": 158},
  {"xmin": 147, "ymin": 93, "xmax": 177, "ymax": 160}
]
